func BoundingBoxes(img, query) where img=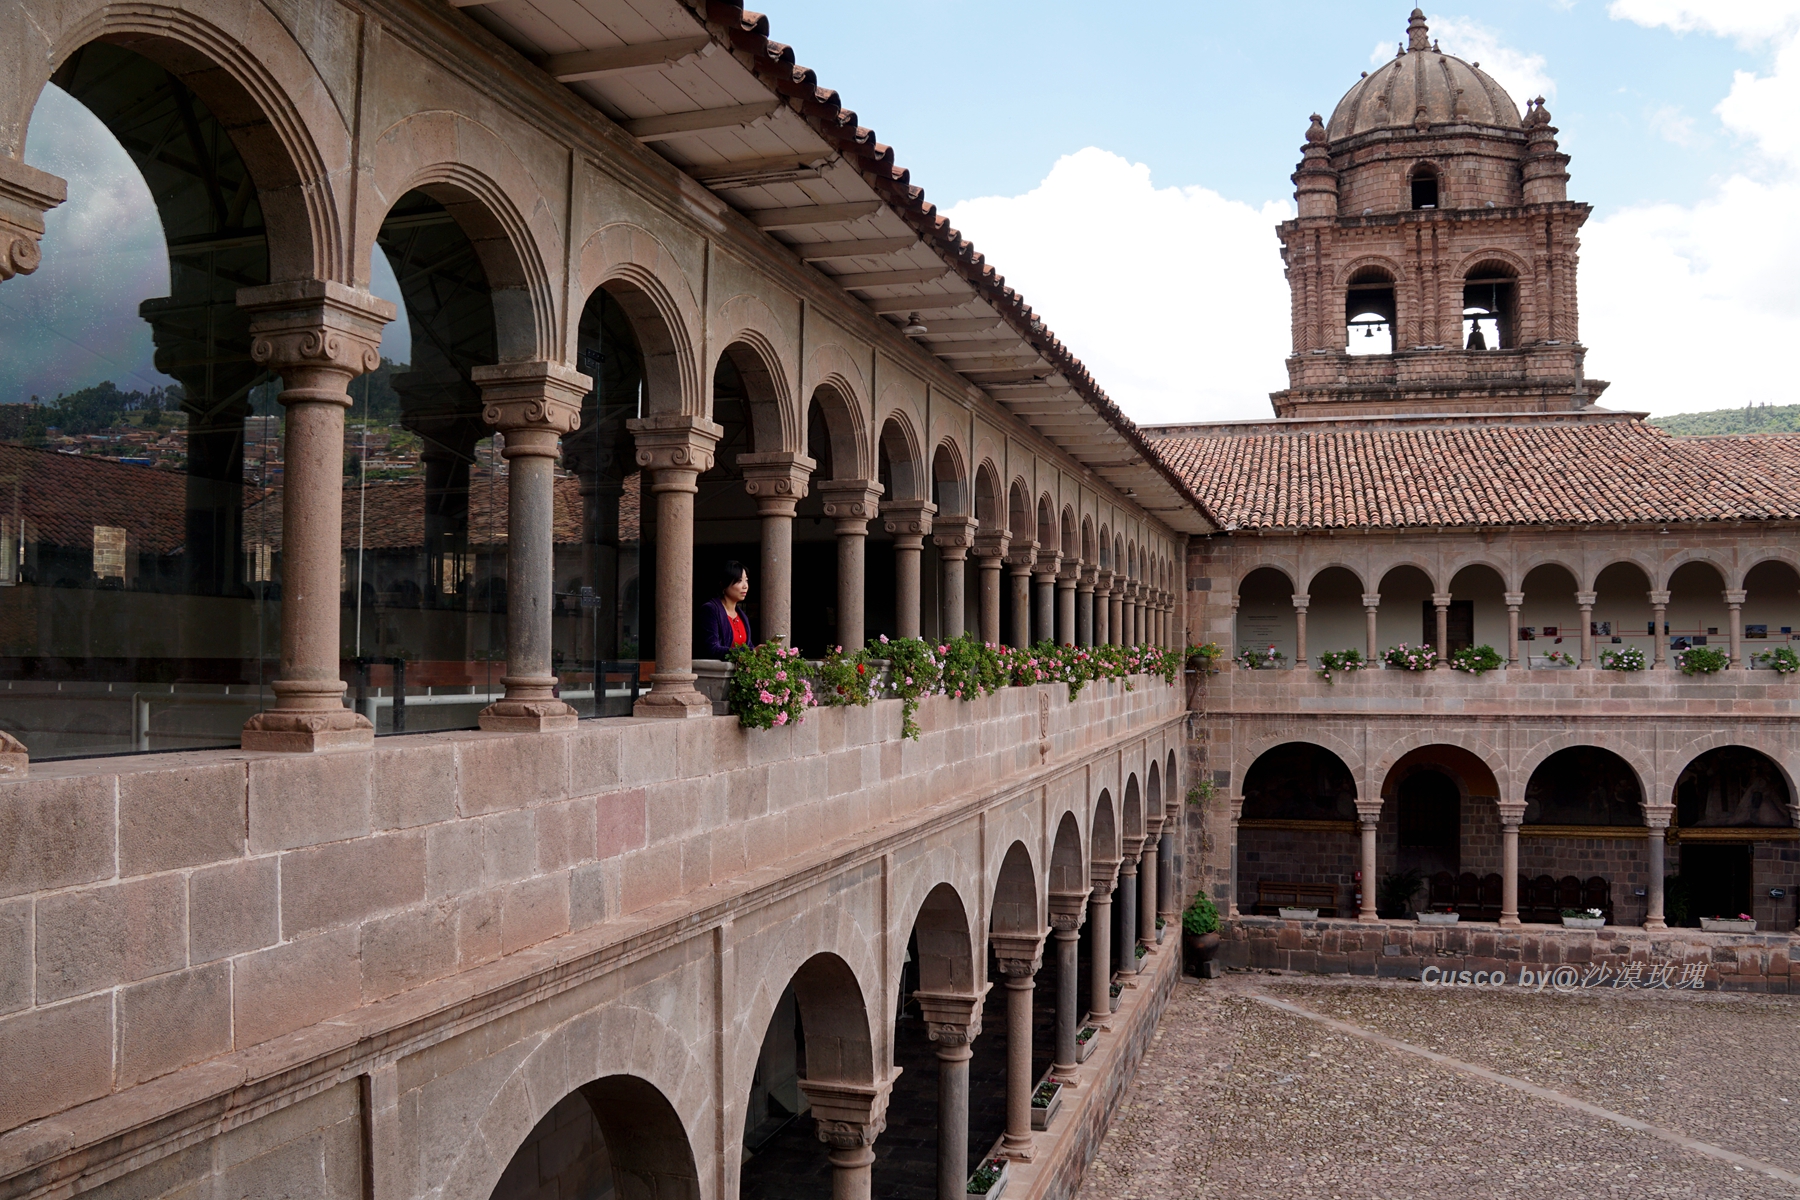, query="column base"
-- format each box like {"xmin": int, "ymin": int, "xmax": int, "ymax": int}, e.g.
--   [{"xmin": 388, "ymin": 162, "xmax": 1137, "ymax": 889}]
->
[
  {"xmin": 1084, "ymin": 1012, "xmax": 1113, "ymax": 1031},
  {"xmin": 1499, "ymin": 915, "xmax": 1521, "ymax": 927},
  {"xmin": 0, "ymin": 730, "xmax": 27, "ymax": 778},
  {"xmin": 1358, "ymin": 912, "xmax": 1380, "ymax": 923},
  {"xmin": 1000, "ymin": 1135, "xmax": 1035, "ymax": 1162},
  {"xmin": 479, "ymin": 699, "xmax": 579, "ymax": 732},
  {"xmin": 1049, "ymin": 1062, "xmax": 1080, "ymax": 1088},
  {"xmin": 633, "ymin": 673, "xmax": 713, "ymax": 718},
  {"xmin": 1644, "ymin": 918, "xmax": 1667, "ymax": 930},
  {"xmin": 241, "ymin": 708, "xmax": 375, "ymax": 753}
]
